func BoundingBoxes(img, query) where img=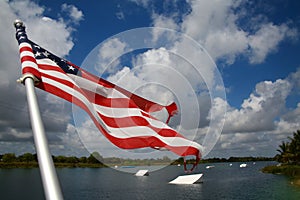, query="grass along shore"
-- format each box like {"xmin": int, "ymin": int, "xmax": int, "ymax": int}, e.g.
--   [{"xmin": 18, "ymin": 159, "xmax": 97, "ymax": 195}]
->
[{"xmin": 262, "ymin": 164, "xmax": 300, "ymax": 187}]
